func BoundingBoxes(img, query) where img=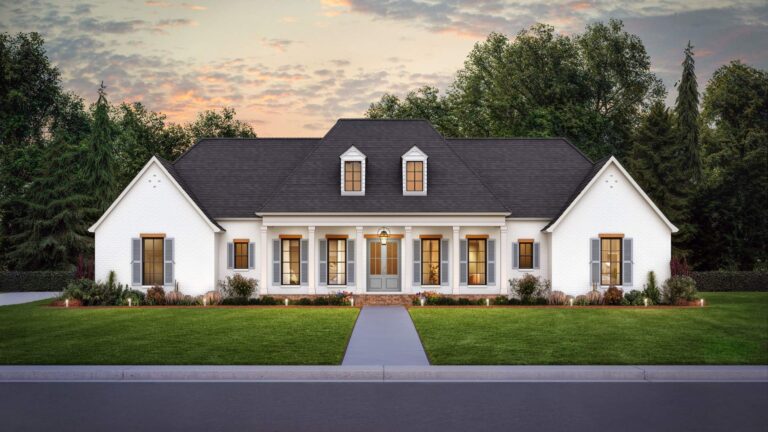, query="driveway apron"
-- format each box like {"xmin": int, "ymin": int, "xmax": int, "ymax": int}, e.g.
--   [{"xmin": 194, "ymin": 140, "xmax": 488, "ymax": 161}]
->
[{"xmin": 342, "ymin": 306, "xmax": 429, "ymax": 366}]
